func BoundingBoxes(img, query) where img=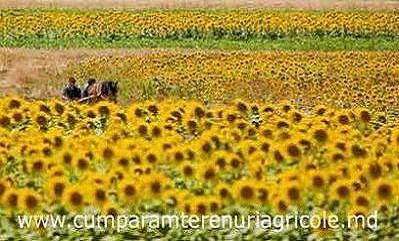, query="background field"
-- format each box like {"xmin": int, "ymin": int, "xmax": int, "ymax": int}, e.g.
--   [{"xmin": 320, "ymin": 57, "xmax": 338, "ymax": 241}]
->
[
  {"xmin": 1, "ymin": 9, "xmax": 398, "ymax": 106},
  {"xmin": 1, "ymin": 49, "xmax": 399, "ymax": 110},
  {"xmin": 1, "ymin": 0, "xmax": 399, "ymax": 9}
]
